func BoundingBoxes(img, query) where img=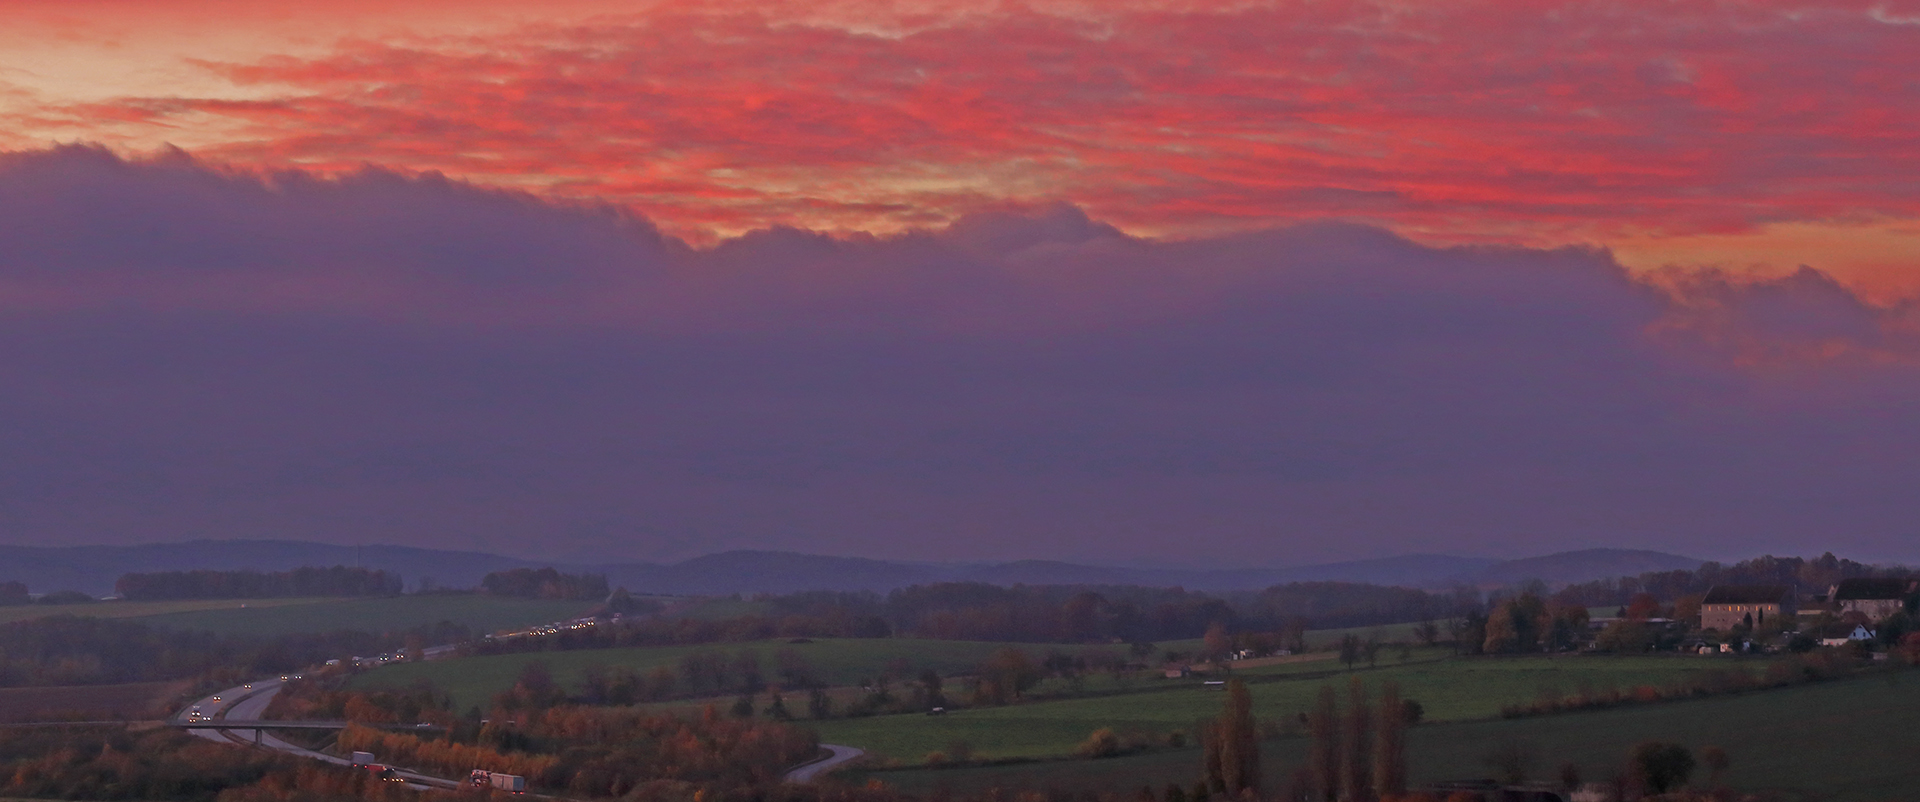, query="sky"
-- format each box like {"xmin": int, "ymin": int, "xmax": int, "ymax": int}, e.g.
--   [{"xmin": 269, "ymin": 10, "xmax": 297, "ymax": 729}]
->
[{"xmin": 0, "ymin": 1, "xmax": 1917, "ymax": 567}]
